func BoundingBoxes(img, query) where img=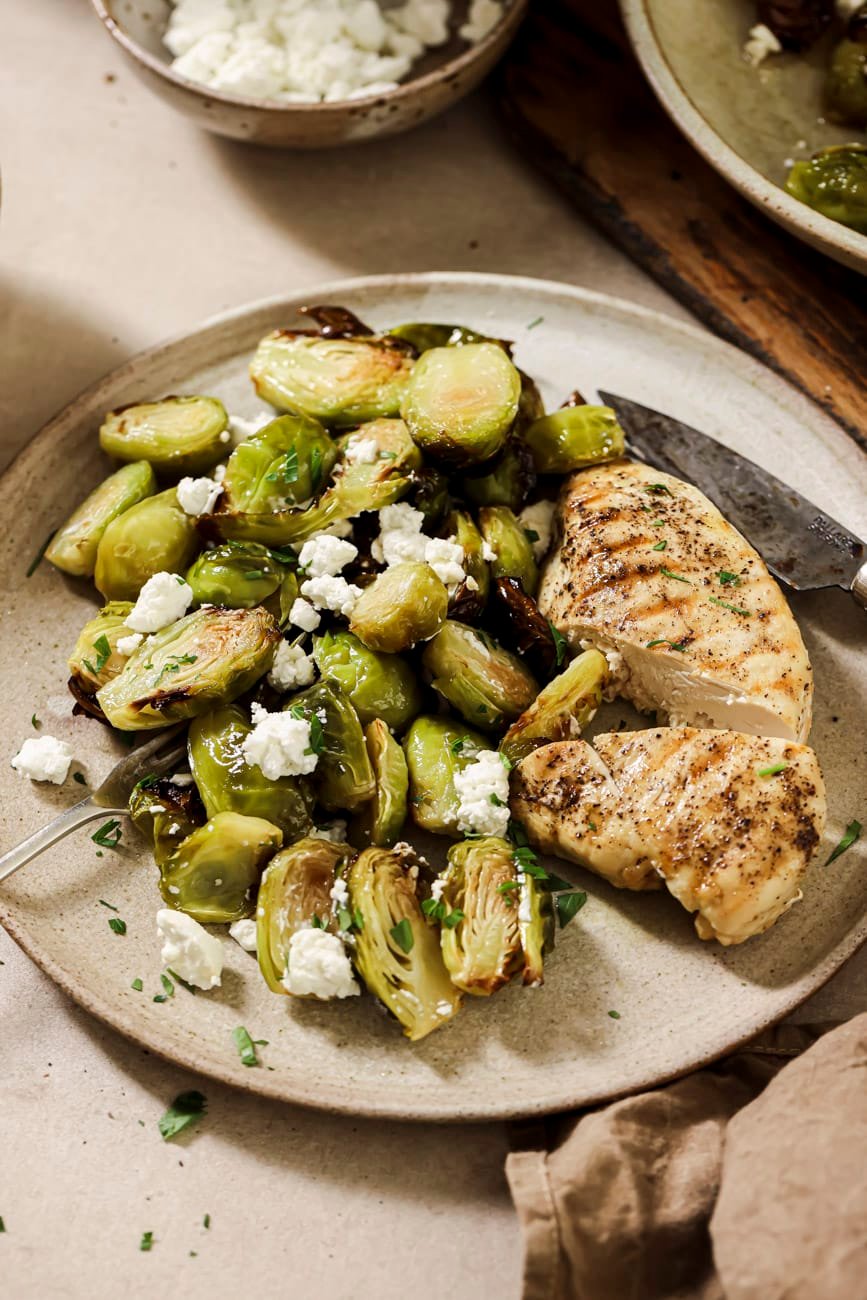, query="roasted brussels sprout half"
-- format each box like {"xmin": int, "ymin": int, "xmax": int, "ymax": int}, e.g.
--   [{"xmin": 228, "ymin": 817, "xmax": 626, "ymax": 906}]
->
[
  {"xmin": 250, "ymin": 329, "xmax": 414, "ymax": 426},
  {"xmin": 159, "ymin": 811, "xmax": 283, "ymax": 923},
  {"xmin": 520, "ymin": 868, "xmax": 555, "ymax": 987},
  {"xmin": 438, "ymin": 838, "xmax": 525, "ymax": 995},
  {"xmin": 500, "ymin": 648, "xmax": 607, "ymax": 763},
  {"xmin": 403, "ymin": 715, "xmax": 487, "ymax": 837},
  {"xmin": 220, "ymin": 414, "xmax": 338, "ymax": 515},
  {"xmin": 786, "ymin": 144, "xmax": 867, "ymax": 233},
  {"xmin": 46, "ymin": 462, "xmax": 157, "ymax": 578},
  {"xmin": 94, "ymin": 488, "xmax": 201, "ymax": 601},
  {"xmin": 524, "ymin": 405, "xmax": 625, "ymax": 474},
  {"xmin": 128, "ymin": 776, "xmax": 205, "ymax": 868},
  {"xmin": 98, "ymin": 606, "xmax": 279, "ymax": 730},
  {"xmin": 406, "ymin": 466, "xmax": 451, "ymax": 525},
  {"xmin": 445, "ymin": 509, "xmax": 490, "ymax": 622},
  {"xmin": 312, "ymin": 630, "xmax": 422, "ymax": 732},
  {"xmin": 348, "ymin": 847, "xmax": 461, "ymax": 1040},
  {"xmin": 287, "ymin": 681, "xmax": 375, "ymax": 812},
  {"xmin": 256, "ymin": 836, "xmax": 352, "ymax": 993},
  {"xmin": 478, "ymin": 506, "xmax": 539, "ymax": 597},
  {"xmin": 826, "ymin": 24, "xmax": 867, "ymax": 127},
  {"xmin": 351, "ymin": 720, "xmax": 409, "ymax": 848},
  {"xmin": 489, "ymin": 577, "xmax": 558, "ymax": 679},
  {"xmin": 386, "ymin": 321, "xmax": 492, "ymax": 352},
  {"xmin": 461, "ymin": 438, "xmax": 536, "ymax": 512},
  {"xmin": 188, "ymin": 704, "xmax": 313, "ymax": 842},
  {"xmin": 401, "ymin": 343, "xmax": 522, "ymax": 467},
  {"xmin": 349, "ymin": 562, "xmax": 448, "ymax": 654},
  {"xmin": 186, "ymin": 541, "xmax": 287, "ymax": 609},
  {"xmin": 757, "ymin": 0, "xmax": 833, "ymax": 49},
  {"xmin": 515, "ymin": 371, "xmax": 545, "ymax": 432},
  {"xmin": 422, "ymin": 621, "xmax": 538, "ymax": 733},
  {"xmin": 68, "ymin": 602, "xmax": 135, "ymax": 712},
  {"xmin": 207, "ymin": 417, "xmax": 419, "ymax": 547},
  {"xmin": 99, "ymin": 396, "xmax": 229, "ymax": 476}
]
